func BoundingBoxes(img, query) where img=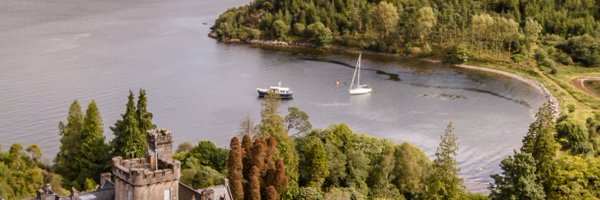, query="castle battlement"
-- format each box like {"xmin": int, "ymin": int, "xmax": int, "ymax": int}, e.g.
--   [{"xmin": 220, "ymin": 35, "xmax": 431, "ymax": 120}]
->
[
  {"xmin": 112, "ymin": 156, "xmax": 181, "ymax": 187},
  {"xmin": 147, "ymin": 128, "xmax": 173, "ymax": 145}
]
